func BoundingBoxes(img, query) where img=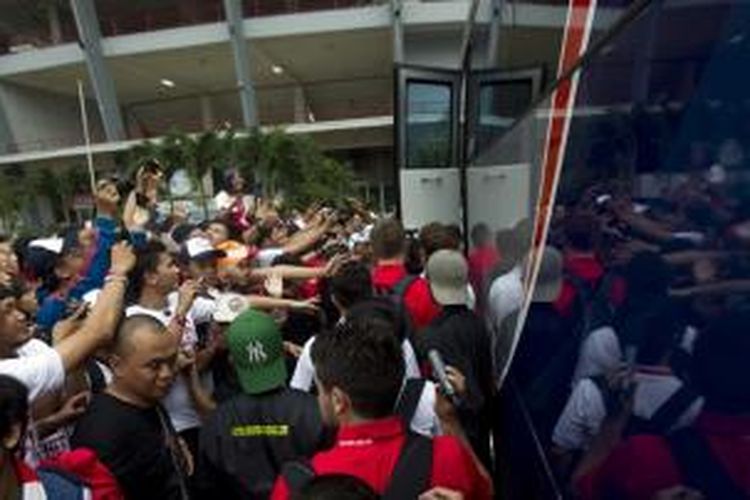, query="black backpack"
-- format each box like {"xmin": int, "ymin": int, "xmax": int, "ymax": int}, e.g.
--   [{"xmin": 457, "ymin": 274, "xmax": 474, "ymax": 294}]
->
[
  {"xmin": 281, "ymin": 378, "xmax": 432, "ymax": 499},
  {"xmin": 565, "ymin": 271, "xmax": 617, "ymax": 340},
  {"xmin": 588, "ymin": 376, "xmax": 701, "ymax": 436},
  {"xmin": 522, "ymin": 273, "xmax": 616, "ymax": 425},
  {"xmin": 374, "ymin": 275, "xmax": 419, "ymax": 344}
]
